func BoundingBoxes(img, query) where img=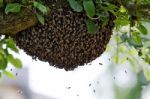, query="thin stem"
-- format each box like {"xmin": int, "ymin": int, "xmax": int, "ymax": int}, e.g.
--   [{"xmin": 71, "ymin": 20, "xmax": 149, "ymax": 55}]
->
[
  {"xmin": 116, "ymin": 30, "xmax": 119, "ymax": 63},
  {"xmin": 129, "ymin": 19, "xmax": 132, "ymax": 38}
]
